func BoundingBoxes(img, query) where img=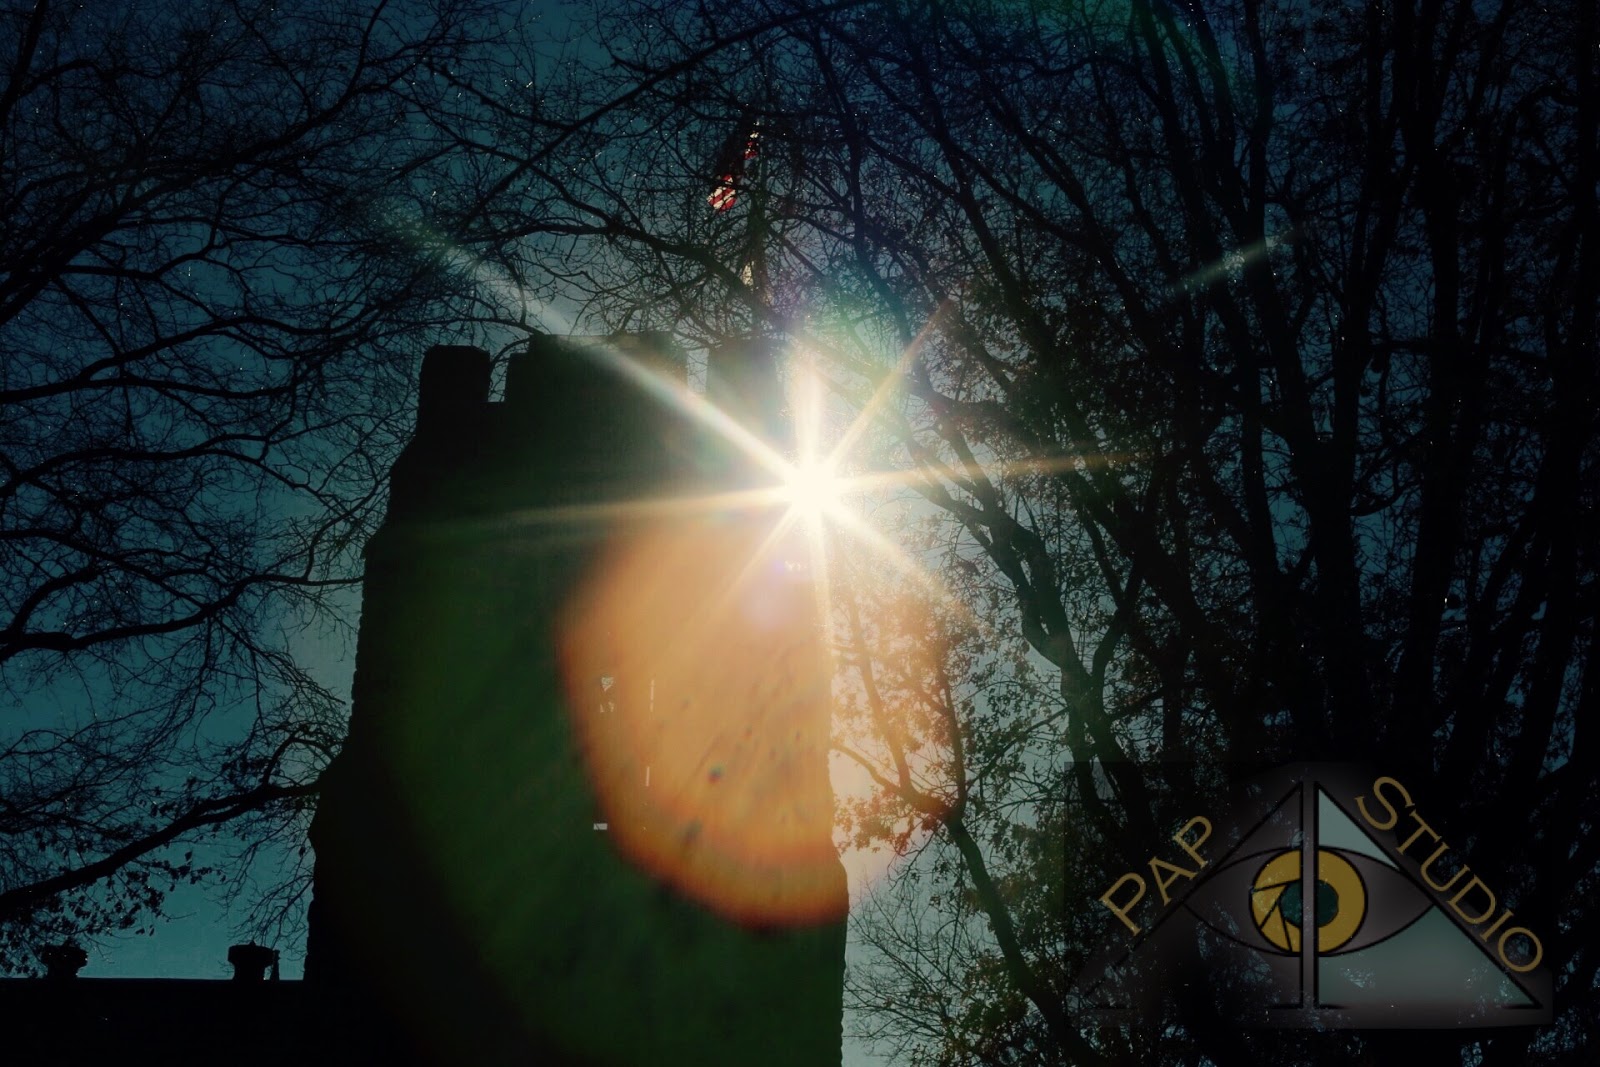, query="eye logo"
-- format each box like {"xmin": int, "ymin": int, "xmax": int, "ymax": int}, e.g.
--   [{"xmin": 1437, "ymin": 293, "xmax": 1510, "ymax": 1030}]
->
[
  {"xmin": 1072, "ymin": 764, "xmax": 1553, "ymax": 1028},
  {"xmin": 1250, "ymin": 849, "xmax": 1365, "ymax": 954}
]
